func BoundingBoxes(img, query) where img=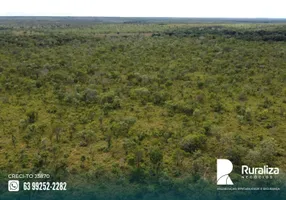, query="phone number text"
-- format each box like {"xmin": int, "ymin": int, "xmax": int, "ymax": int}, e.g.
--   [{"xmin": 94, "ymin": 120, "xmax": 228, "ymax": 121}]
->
[{"xmin": 23, "ymin": 182, "xmax": 67, "ymax": 191}]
